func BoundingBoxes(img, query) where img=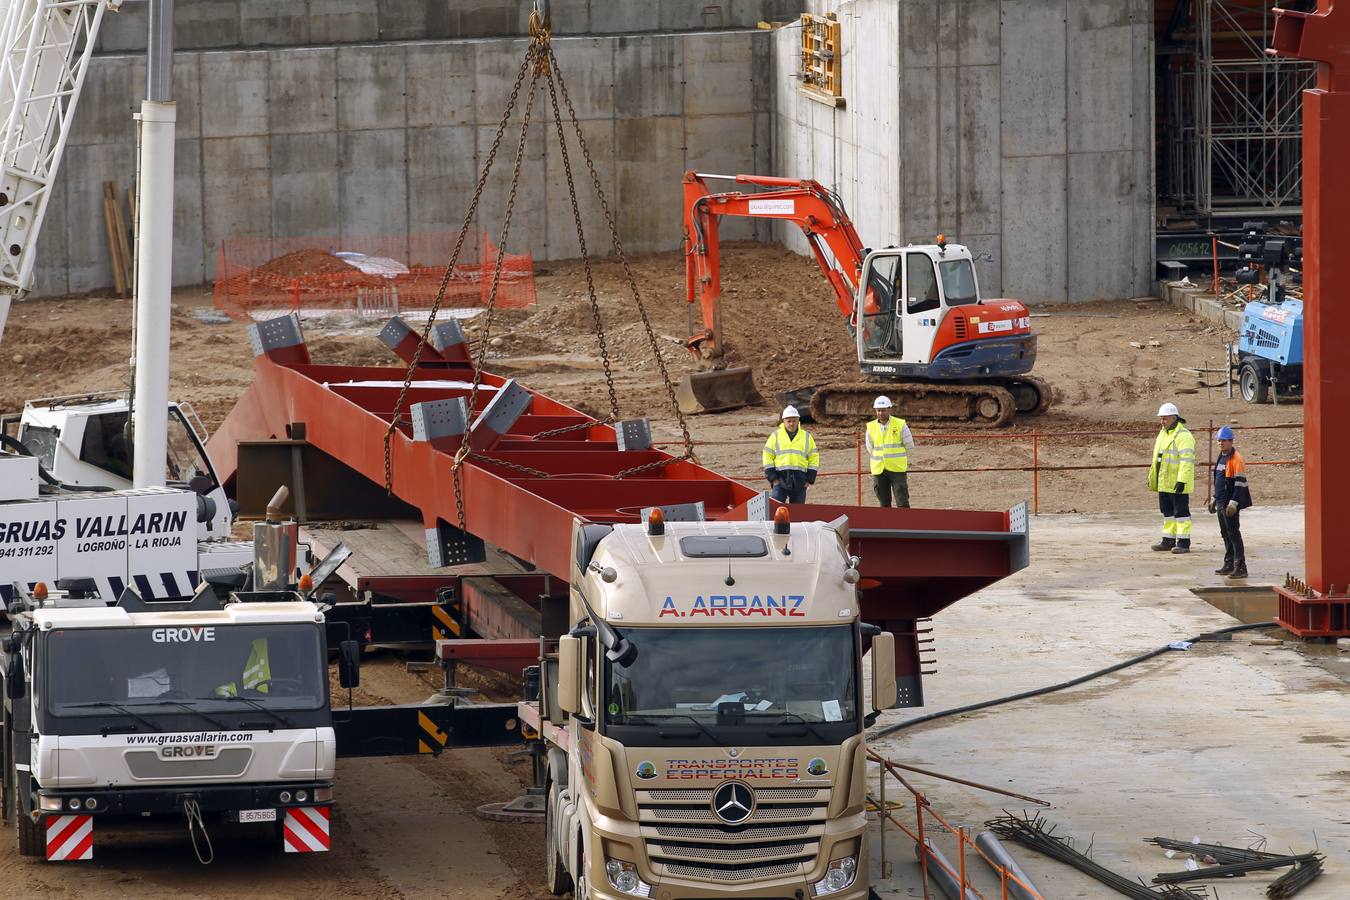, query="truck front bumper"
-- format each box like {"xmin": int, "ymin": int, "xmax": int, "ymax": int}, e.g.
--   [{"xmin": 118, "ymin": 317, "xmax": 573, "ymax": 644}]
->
[
  {"xmin": 35, "ymin": 781, "xmax": 332, "ymax": 821},
  {"xmin": 587, "ymin": 810, "xmax": 870, "ymax": 899}
]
